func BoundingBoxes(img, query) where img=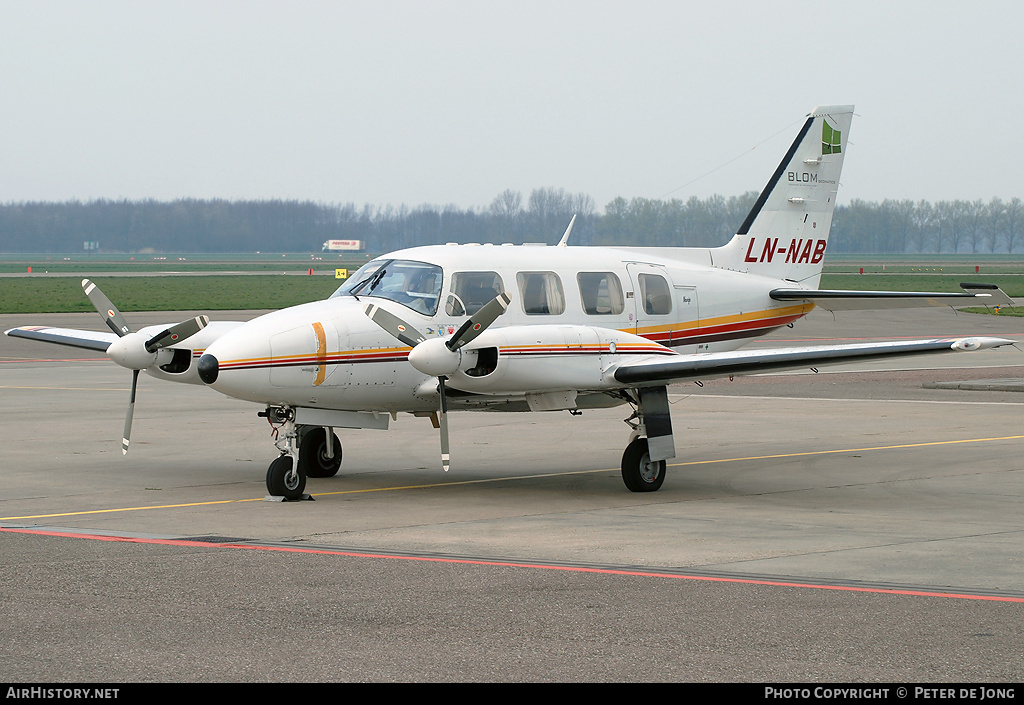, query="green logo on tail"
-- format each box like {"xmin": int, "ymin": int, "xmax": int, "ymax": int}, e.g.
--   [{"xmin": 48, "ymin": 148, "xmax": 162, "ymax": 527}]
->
[{"xmin": 822, "ymin": 120, "xmax": 841, "ymax": 155}]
